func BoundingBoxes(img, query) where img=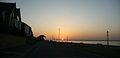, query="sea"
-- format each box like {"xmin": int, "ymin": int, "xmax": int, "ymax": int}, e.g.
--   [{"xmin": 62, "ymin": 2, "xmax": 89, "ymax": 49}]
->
[{"xmin": 57, "ymin": 40, "xmax": 120, "ymax": 46}]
